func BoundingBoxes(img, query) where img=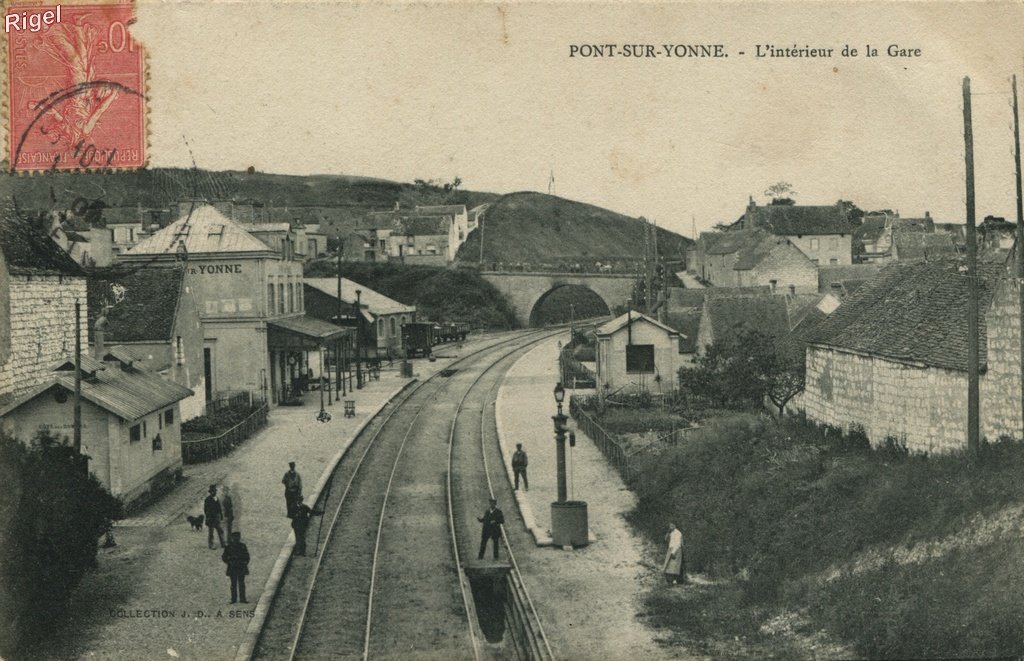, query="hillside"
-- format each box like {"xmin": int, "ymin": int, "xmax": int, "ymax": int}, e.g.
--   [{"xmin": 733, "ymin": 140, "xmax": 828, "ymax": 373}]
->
[
  {"xmin": 304, "ymin": 261, "xmax": 519, "ymax": 330},
  {"xmin": 0, "ymin": 168, "xmax": 498, "ymax": 238},
  {"xmin": 457, "ymin": 191, "xmax": 692, "ymax": 267}
]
